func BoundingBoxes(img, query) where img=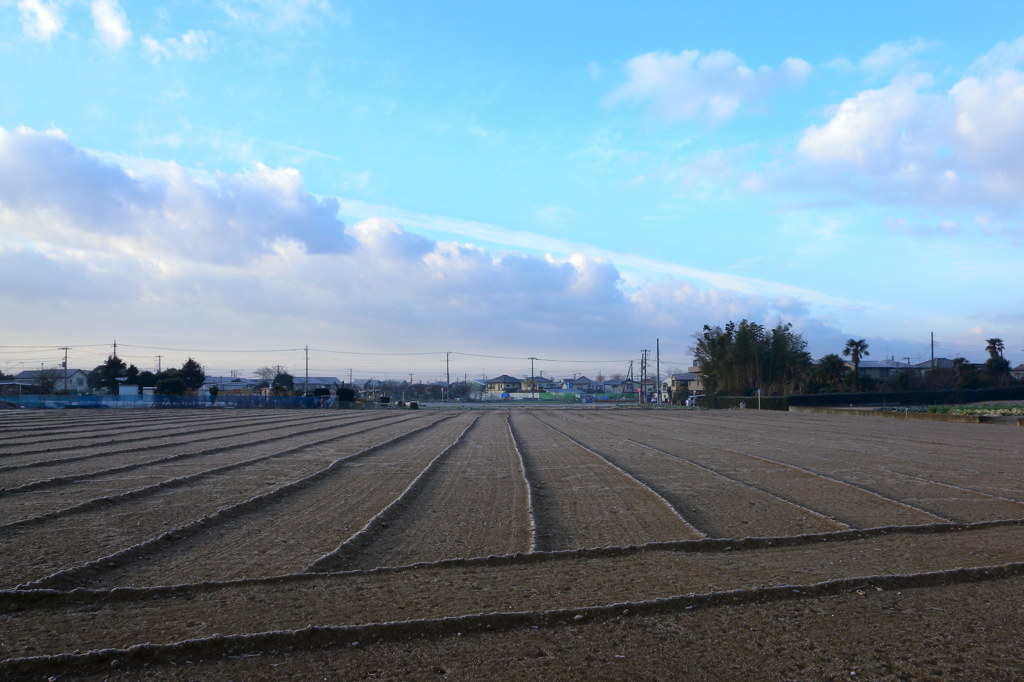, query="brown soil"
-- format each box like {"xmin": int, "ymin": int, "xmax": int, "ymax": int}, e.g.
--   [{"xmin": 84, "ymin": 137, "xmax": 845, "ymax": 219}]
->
[{"xmin": 1, "ymin": 407, "xmax": 1023, "ymax": 680}]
